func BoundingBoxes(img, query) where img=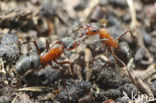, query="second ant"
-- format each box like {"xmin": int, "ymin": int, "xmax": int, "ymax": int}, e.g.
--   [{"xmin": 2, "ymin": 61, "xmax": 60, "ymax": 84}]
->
[{"xmin": 68, "ymin": 24, "xmax": 135, "ymax": 67}]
